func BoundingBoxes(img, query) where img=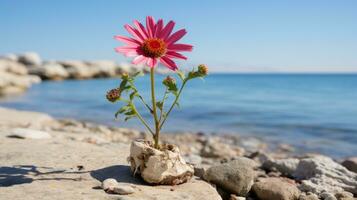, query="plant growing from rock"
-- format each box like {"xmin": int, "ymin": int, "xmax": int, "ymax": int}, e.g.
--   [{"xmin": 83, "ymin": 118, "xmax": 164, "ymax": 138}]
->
[{"xmin": 106, "ymin": 16, "xmax": 208, "ymax": 185}]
